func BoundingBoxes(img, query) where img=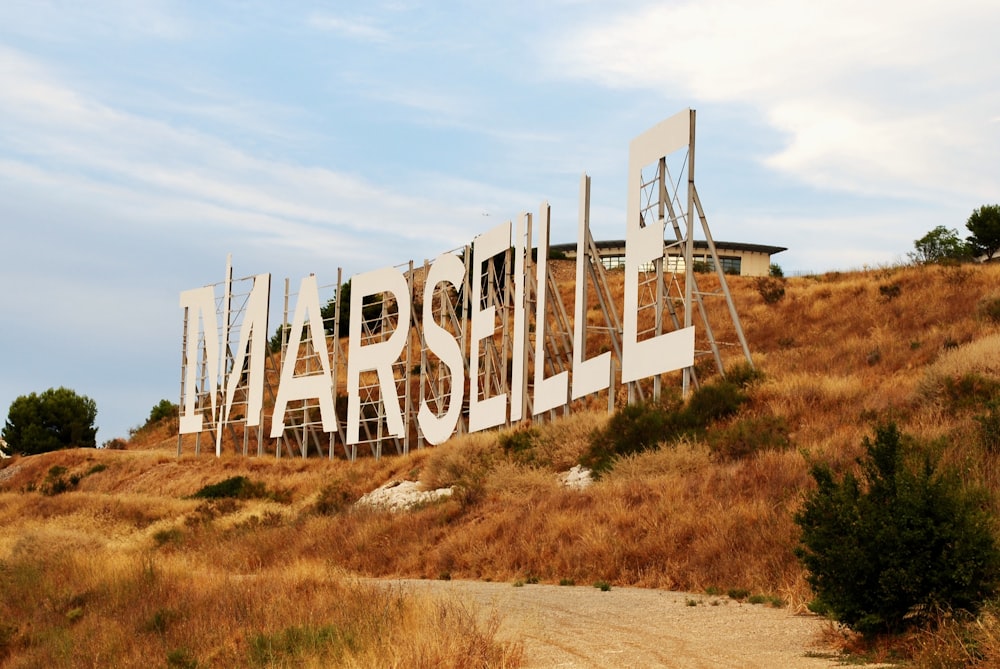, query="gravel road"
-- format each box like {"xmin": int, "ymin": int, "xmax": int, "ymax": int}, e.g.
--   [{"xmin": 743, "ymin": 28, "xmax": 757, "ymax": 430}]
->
[{"xmin": 388, "ymin": 579, "xmax": 848, "ymax": 668}]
